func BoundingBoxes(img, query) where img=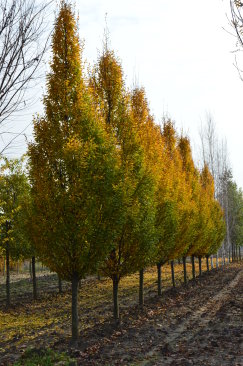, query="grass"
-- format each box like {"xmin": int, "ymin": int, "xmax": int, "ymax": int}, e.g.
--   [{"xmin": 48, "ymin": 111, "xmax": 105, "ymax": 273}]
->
[{"xmin": 13, "ymin": 348, "xmax": 76, "ymax": 366}]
